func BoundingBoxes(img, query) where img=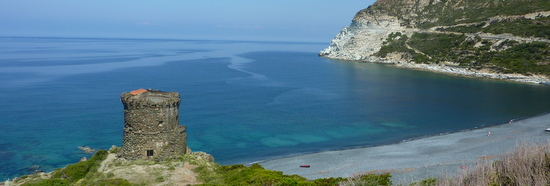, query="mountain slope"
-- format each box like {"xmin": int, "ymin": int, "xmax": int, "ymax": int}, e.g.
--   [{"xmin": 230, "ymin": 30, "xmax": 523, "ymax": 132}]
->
[{"xmin": 320, "ymin": 0, "xmax": 550, "ymax": 84}]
